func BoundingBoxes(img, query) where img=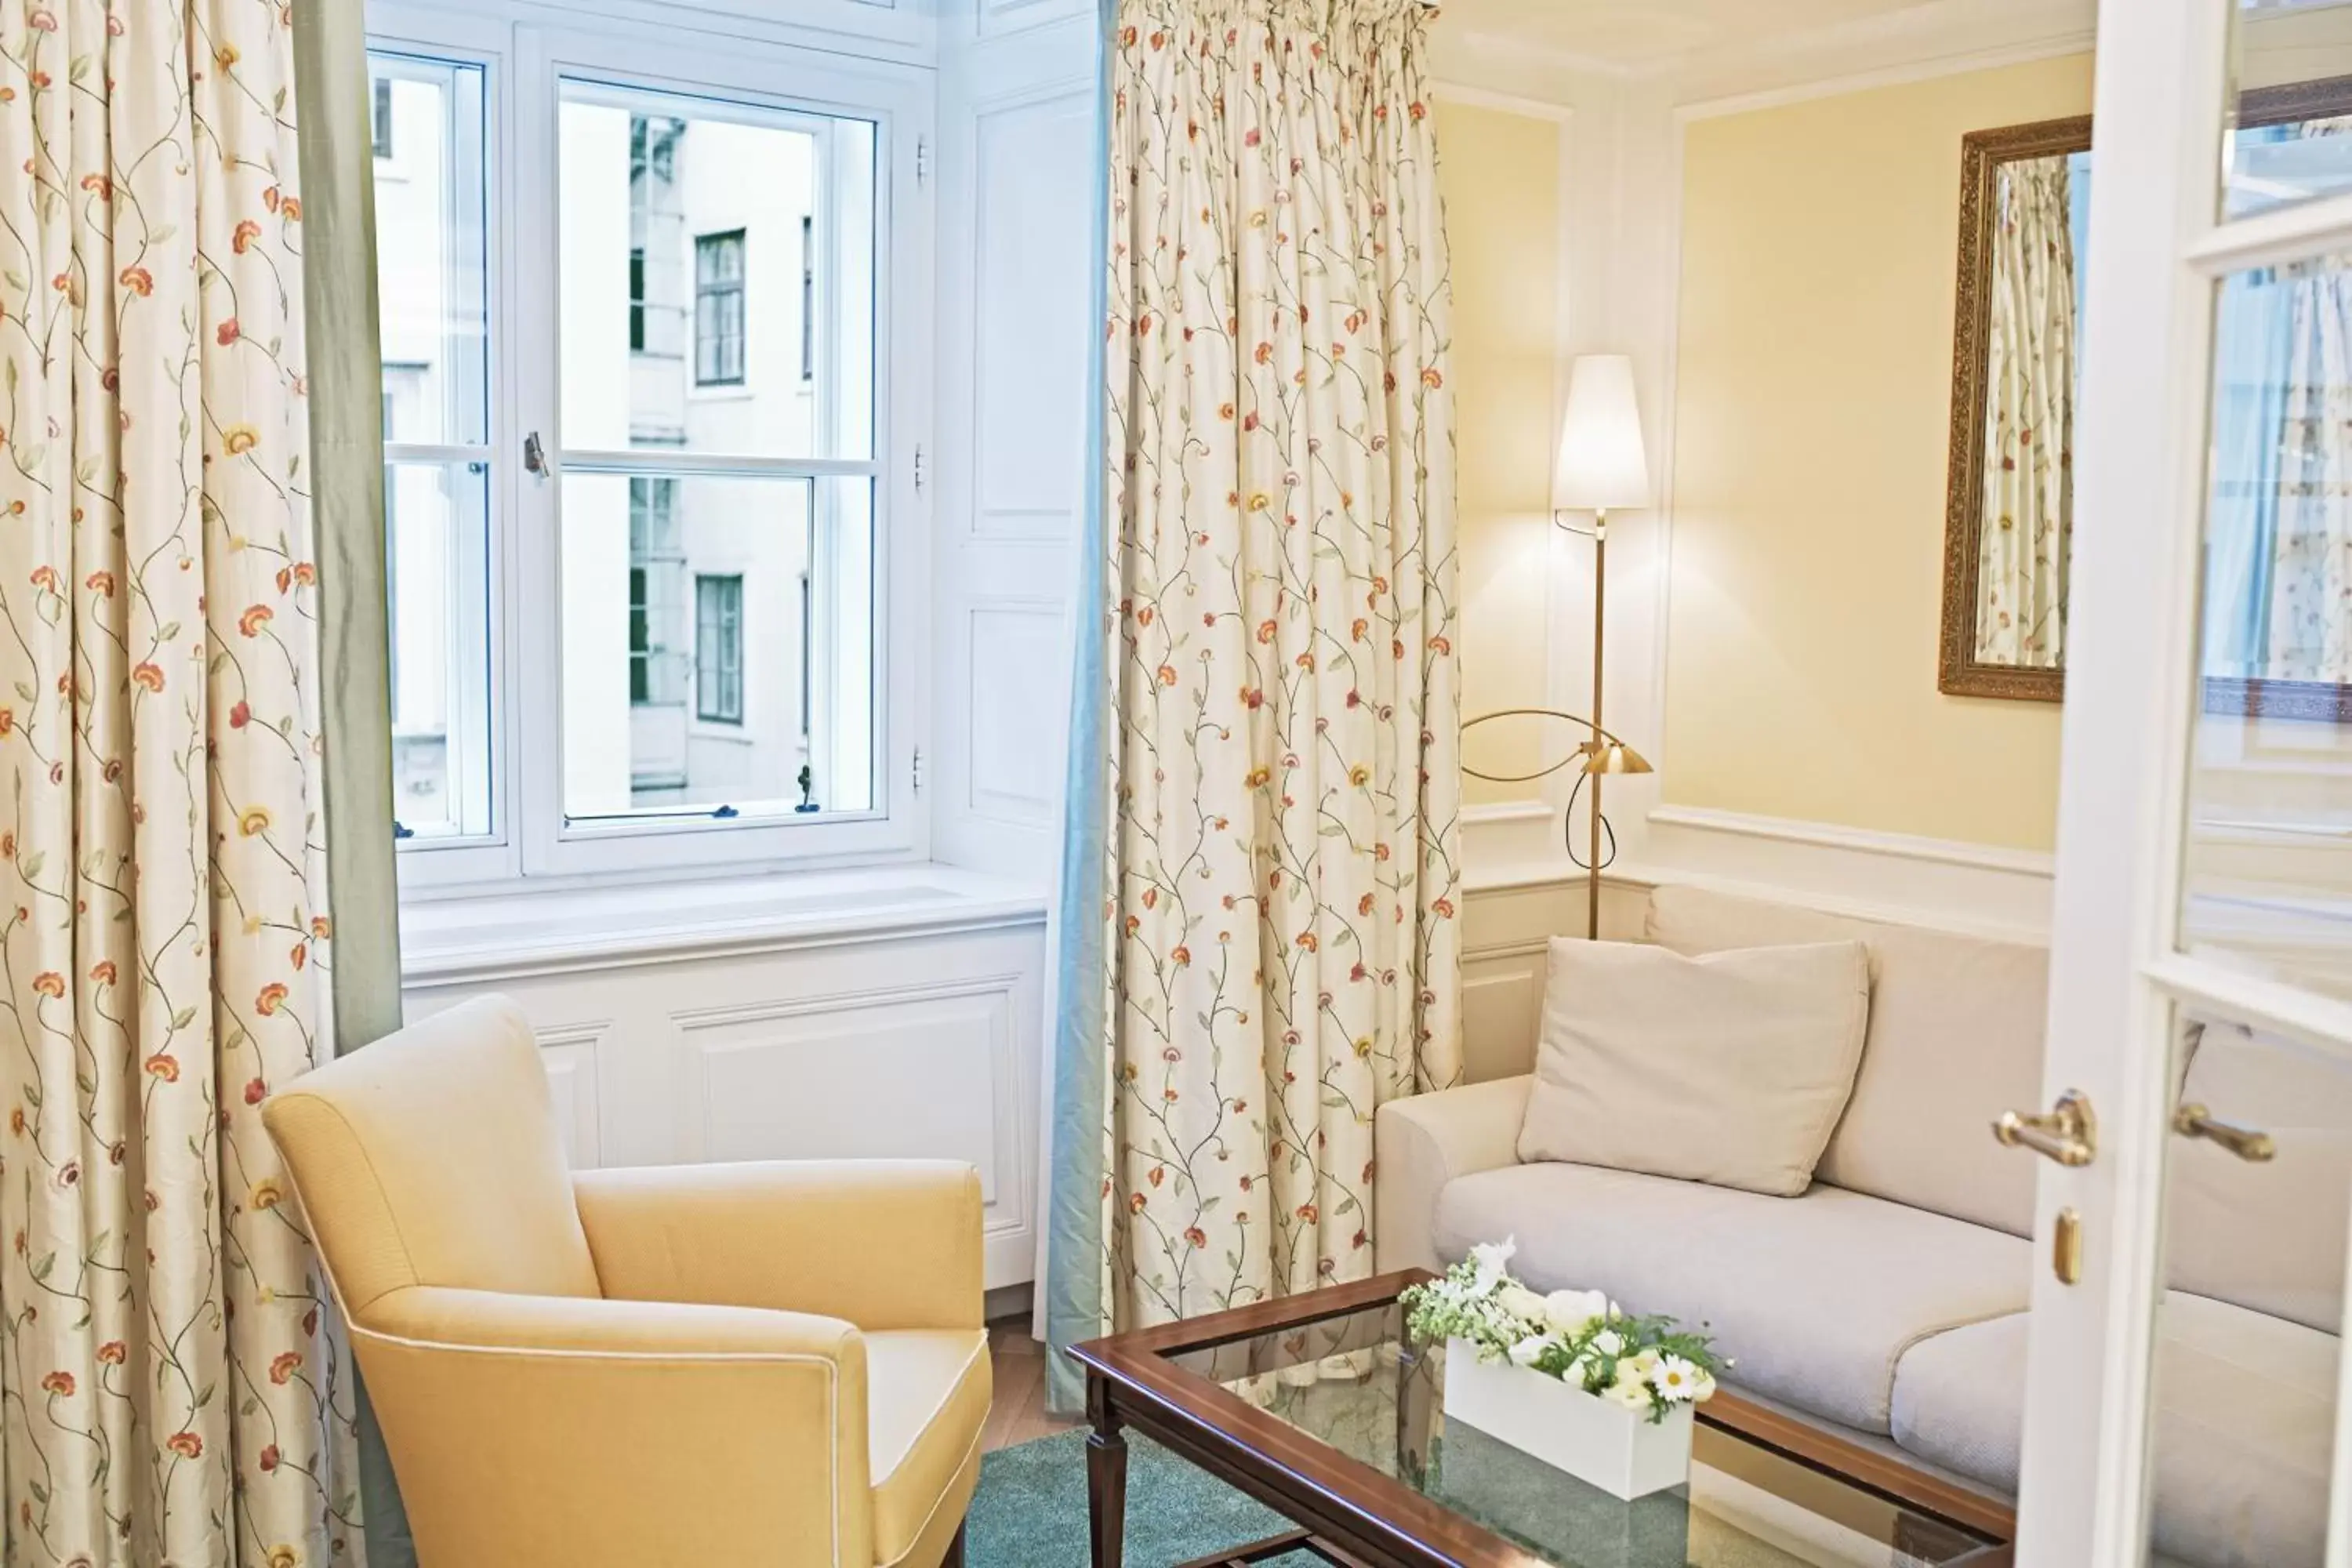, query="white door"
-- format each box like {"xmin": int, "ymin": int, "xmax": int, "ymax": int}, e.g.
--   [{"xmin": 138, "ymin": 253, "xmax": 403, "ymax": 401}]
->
[{"xmin": 2016, "ymin": 0, "xmax": 2352, "ymax": 1563}]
